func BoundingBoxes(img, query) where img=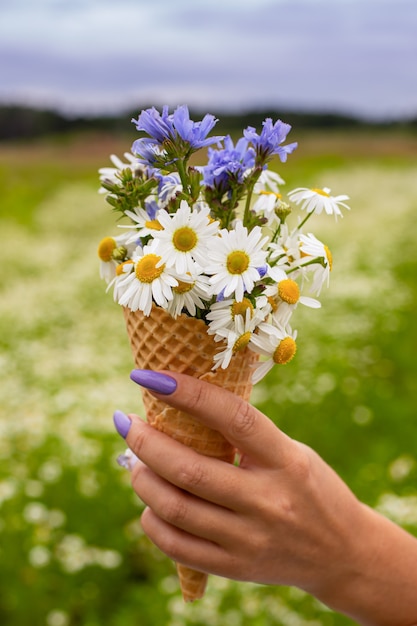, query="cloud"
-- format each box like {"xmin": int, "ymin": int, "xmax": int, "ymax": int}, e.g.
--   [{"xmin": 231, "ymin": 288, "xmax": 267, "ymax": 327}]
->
[{"xmin": 0, "ymin": 0, "xmax": 416, "ymax": 119}]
